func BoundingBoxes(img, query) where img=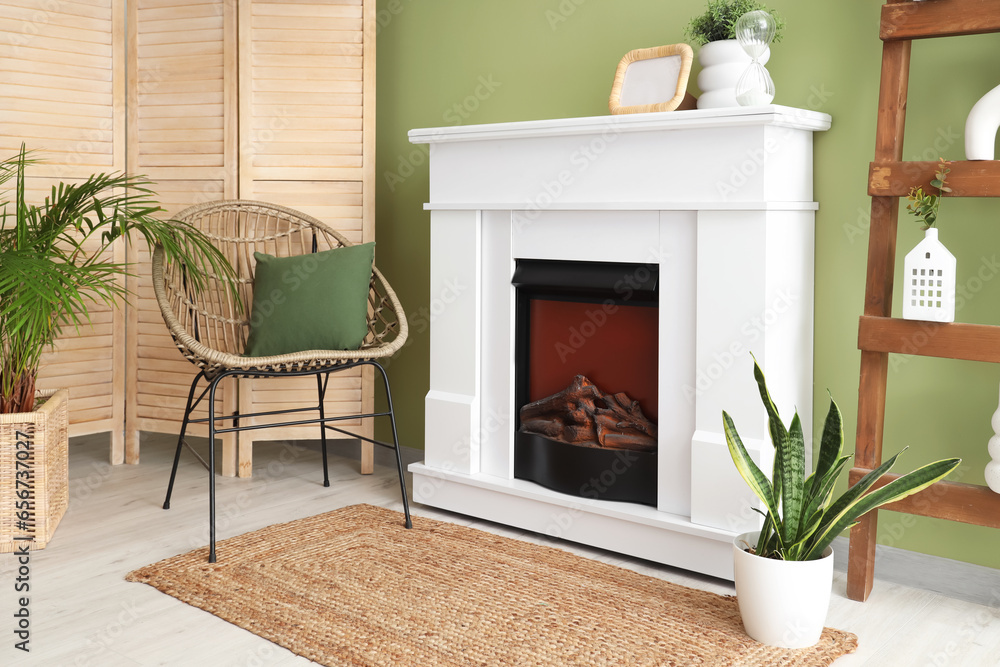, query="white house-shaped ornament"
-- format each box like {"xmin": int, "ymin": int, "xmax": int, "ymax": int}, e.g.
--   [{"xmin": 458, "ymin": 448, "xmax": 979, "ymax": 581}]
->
[{"xmin": 902, "ymin": 227, "xmax": 956, "ymax": 323}]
